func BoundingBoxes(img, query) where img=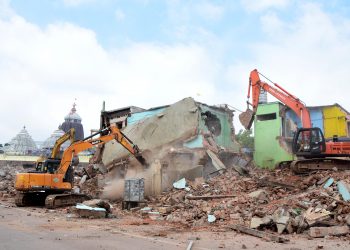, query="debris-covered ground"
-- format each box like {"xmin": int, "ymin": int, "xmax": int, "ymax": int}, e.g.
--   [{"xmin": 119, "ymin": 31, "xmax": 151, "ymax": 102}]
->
[
  {"xmin": 2, "ymin": 161, "xmax": 350, "ymax": 248},
  {"xmin": 115, "ymin": 166, "xmax": 350, "ymax": 240},
  {"xmin": 72, "ymin": 160, "xmax": 350, "ymax": 243}
]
